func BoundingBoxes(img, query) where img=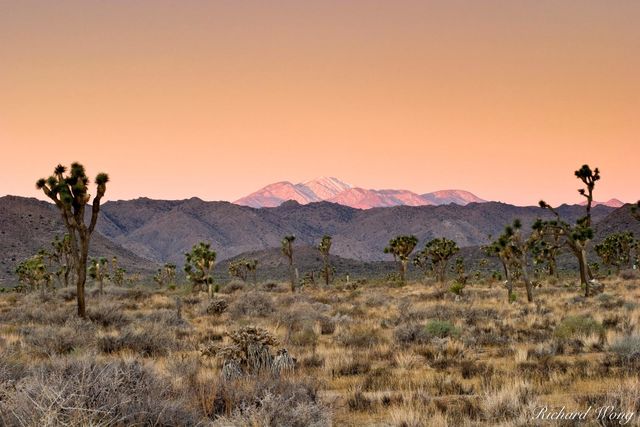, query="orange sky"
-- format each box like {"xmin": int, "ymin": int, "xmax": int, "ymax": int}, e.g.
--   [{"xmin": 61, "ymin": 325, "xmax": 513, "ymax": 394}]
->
[{"xmin": 1, "ymin": 1, "xmax": 638, "ymax": 206}]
